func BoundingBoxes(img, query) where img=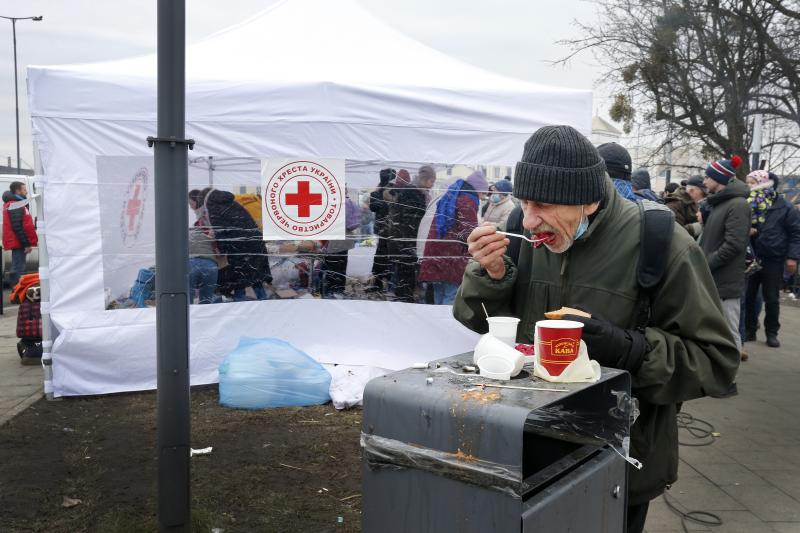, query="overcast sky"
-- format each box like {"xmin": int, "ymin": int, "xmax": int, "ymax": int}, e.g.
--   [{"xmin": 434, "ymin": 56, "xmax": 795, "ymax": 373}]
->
[{"xmin": 0, "ymin": 0, "xmax": 608, "ymax": 170}]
